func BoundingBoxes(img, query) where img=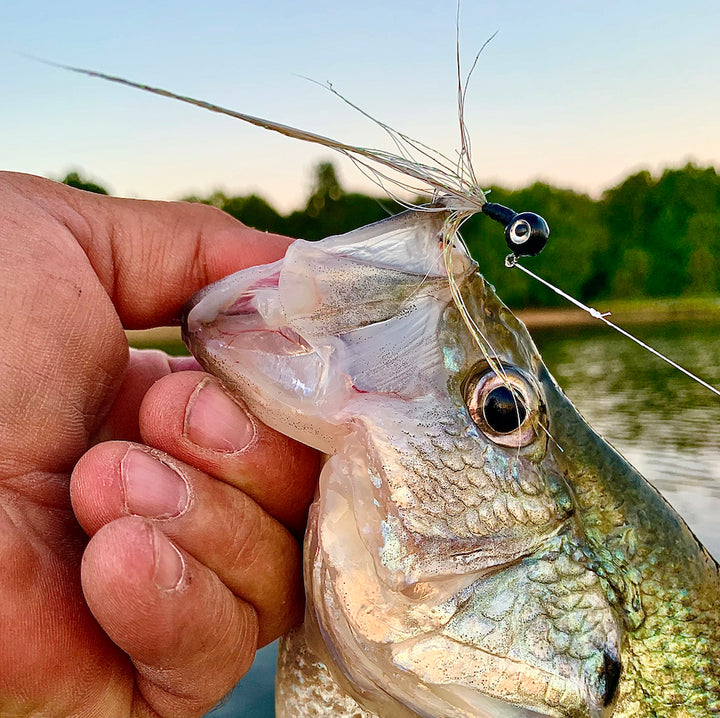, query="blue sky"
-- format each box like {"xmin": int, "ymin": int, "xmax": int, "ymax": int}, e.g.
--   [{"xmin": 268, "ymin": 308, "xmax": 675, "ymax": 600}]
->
[{"xmin": 2, "ymin": 0, "xmax": 718, "ymax": 212}]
